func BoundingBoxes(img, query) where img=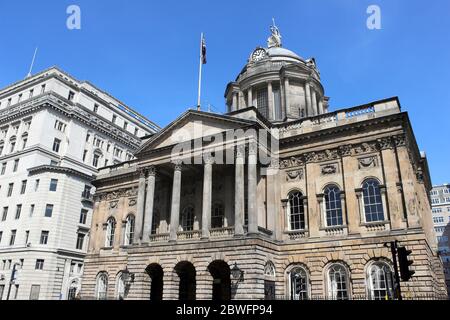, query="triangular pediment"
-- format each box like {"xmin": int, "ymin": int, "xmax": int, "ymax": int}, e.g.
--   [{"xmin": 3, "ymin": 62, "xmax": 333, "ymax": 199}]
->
[{"xmin": 135, "ymin": 110, "xmax": 258, "ymax": 155}]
